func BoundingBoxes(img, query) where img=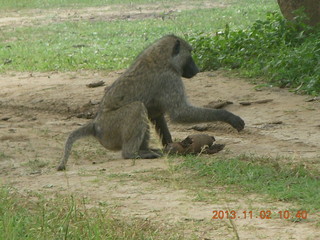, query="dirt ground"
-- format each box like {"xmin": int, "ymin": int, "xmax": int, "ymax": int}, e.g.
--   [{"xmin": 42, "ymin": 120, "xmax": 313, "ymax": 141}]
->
[
  {"xmin": 0, "ymin": 1, "xmax": 227, "ymax": 28},
  {"xmin": 1, "ymin": 70, "xmax": 319, "ymax": 239},
  {"xmin": 1, "ymin": 2, "xmax": 320, "ymax": 240}
]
